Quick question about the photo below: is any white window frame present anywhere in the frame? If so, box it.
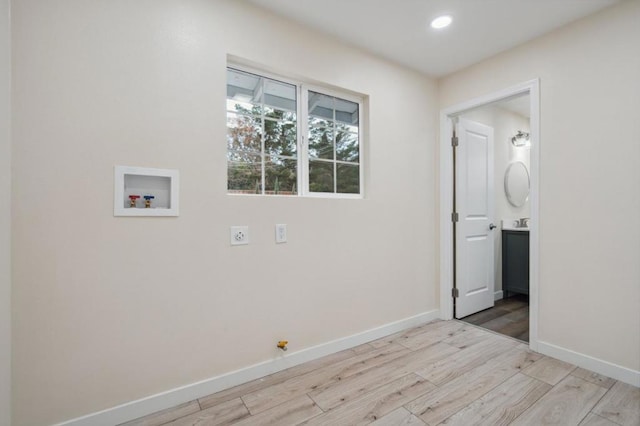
[227,63,365,199]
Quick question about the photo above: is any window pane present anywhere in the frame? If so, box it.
[309,116,332,129]
[264,79,296,112]
[309,160,334,193]
[337,163,360,194]
[227,69,262,115]
[228,153,262,194]
[227,99,262,116]
[308,126,334,160]
[227,112,262,153]
[335,122,359,134]
[265,119,297,157]
[265,157,297,195]
[336,131,359,162]
[335,97,359,126]
[265,107,296,122]
[308,91,334,119]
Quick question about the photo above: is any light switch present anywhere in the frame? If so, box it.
[275,224,287,243]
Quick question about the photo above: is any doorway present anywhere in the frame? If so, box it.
[439,80,540,351]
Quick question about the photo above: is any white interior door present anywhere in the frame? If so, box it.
[455,118,495,318]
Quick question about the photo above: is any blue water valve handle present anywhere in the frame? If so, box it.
[143,195,155,208]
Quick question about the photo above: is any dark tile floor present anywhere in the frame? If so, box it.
[459,294,529,342]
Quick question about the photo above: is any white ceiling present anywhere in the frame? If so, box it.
[246,0,620,77]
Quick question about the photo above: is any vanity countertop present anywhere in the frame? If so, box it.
[502,225,529,232]
[501,218,530,232]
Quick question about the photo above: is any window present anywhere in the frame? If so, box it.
[307,92,360,194]
[226,66,363,197]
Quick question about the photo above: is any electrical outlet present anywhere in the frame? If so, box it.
[230,226,249,246]
[275,224,287,243]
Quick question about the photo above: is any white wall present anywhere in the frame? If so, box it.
[461,105,530,296]
[440,0,640,374]
[11,0,438,424]
[0,0,11,424]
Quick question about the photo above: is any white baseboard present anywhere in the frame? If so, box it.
[494,290,503,301]
[56,309,440,426]
[537,340,640,388]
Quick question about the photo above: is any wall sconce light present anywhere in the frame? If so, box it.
[511,130,530,147]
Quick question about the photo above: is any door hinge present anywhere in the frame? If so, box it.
[452,287,459,298]
[451,212,459,223]
[451,136,459,147]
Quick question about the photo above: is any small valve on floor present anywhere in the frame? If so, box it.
[276,340,288,351]
[143,195,155,208]
[128,195,140,208]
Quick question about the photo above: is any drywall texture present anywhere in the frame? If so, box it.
[0,0,10,424]
[461,105,530,296]
[441,0,640,373]
[11,0,438,424]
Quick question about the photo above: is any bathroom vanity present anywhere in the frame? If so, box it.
[502,228,529,296]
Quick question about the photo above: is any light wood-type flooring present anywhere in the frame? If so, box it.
[460,295,530,342]
[122,320,639,426]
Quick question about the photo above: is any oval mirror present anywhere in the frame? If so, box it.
[504,161,530,207]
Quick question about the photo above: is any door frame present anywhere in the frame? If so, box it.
[439,79,540,351]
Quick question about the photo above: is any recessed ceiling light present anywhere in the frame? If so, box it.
[431,15,452,29]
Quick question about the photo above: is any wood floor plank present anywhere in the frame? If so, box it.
[579,413,621,426]
[369,407,426,426]
[521,355,576,385]
[368,320,447,349]
[460,307,510,325]
[497,295,529,312]
[414,335,519,386]
[407,346,540,425]
[516,330,529,342]
[241,343,410,414]
[502,306,529,322]
[571,368,616,389]
[460,296,527,323]
[367,324,432,349]
[442,325,501,349]
[198,346,361,410]
[398,321,464,351]
[308,342,459,410]
[303,374,435,426]
[460,296,530,341]
[493,323,529,343]
[351,343,375,354]
[163,398,249,426]
[118,401,201,426]
[234,395,322,426]
[501,308,530,325]
[438,373,551,426]
[407,345,542,425]
[482,307,529,340]
[591,381,640,426]
[510,376,607,426]
[477,315,516,333]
